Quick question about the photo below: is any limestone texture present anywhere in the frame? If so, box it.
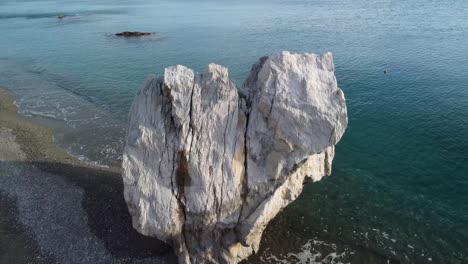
[122,51,348,264]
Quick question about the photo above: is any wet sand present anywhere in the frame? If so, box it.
[0,88,176,263]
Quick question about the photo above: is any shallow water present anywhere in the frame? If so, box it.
[1,0,467,263]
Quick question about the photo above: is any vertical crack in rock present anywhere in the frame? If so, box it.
[236,110,249,233]
[187,81,196,158]
[175,151,190,257]
[123,51,348,264]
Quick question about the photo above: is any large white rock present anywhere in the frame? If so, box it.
[122,51,347,264]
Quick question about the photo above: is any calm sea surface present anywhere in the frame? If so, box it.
[1,0,467,263]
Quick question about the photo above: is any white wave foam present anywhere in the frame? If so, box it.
[71,152,110,168]
[260,239,353,264]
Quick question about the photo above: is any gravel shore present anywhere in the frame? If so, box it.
[0,89,177,264]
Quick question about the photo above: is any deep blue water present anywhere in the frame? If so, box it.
[1,0,467,263]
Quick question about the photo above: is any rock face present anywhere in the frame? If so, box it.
[122,51,348,264]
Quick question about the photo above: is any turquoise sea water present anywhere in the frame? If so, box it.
[1,0,467,263]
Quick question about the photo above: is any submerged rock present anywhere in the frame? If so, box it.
[115,31,152,37]
[122,51,348,263]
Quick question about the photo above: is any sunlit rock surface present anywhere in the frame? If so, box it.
[122,51,348,264]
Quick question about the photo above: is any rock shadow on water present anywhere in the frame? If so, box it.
[0,160,177,263]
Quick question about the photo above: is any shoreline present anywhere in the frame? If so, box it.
[0,88,176,263]
[0,88,119,171]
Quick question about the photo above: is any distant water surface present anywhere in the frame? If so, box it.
[1,0,467,263]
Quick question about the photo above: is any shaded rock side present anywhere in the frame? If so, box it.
[122,51,348,264]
